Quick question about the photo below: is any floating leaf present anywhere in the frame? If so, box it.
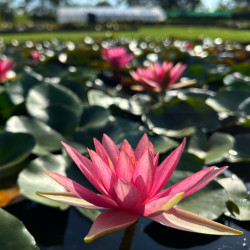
[206,88,250,113]
[18,155,68,209]
[26,82,83,135]
[218,176,250,220]
[6,116,64,155]
[144,98,220,138]
[76,207,101,222]
[0,132,35,176]
[80,105,110,129]
[0,208,38,250]
[188,131,234,164]
[233,134,250,160]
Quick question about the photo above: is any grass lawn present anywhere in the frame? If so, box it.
[1,24,250,42]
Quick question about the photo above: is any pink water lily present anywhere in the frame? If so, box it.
[30,50,41,61]
[131,61,187,93]
[0,58,14,82]
[101,47,134,68]
[37,134,242,244]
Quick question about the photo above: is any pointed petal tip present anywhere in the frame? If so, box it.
[84,236,95,244]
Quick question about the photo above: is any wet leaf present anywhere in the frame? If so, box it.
[18,154,69,209]
[0,208,39,250]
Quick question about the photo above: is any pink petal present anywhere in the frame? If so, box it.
[102,134,120,167]
[37,191,104,209]
[94,138,115,172]
[134,133,154,160]
[158,166,228,199]
[149,207,243,235]
[61,142,107,195]
[44,170,117,208]
[140,192,184,217]
[112,179,143,210]
[116,151,134,182]
[120,139,135,159]
[132,149,154,197]
[84,209,140,243]
[150,139,186,198]
[88,149,117,194]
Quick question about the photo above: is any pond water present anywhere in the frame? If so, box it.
[5,200,250,250]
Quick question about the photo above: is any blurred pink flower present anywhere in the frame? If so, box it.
[131,61,186,93]
[30,50,41,61]
[38,134,242,243]
[0,58,14,82]
[101,47,134,68]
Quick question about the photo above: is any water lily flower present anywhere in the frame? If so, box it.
[131,61,187,93]
[101,47,134,68]
[30,50,41,61]
[37,134,242,244]
[0,58,15,82]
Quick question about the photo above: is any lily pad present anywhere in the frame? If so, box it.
[26,82,83,136]
[218,176,250,221]
[206,88,250,113]
[176,152,205,172]
[5,116,64,155]
[188,131,234,164]
[233,134,250,160]
[0,208,38,250]
[165,170,227,220]
[0,131,35,176]
[18,154,69,209]
[80,105,110,129]
[5,73,40,105]
[76,207,101,222]
[144,98,220,138]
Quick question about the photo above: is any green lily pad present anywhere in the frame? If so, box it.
[0,86,14,121]
[178,88,214,100]
[72,118,141,149]
[59,78,88,100]
[80,105,110,129]
[26,82,83,136]
[218,176,250,220]
[18,154,69,209]
[233,134,250,160]
[144,98,220,138]
[6,116,64,155]
[5,73,40,105]
[165,170,227,220]
[223,73,250,88]
[0,131,35,176]
[0,208,38,250]
[206,88,250,113]
[176,152,205,172]
[76,207,101,222]
[88,90,154,115]
[239,97,250,115]
[188,131,234,164]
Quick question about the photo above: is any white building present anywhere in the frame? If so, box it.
[57,6,166,24]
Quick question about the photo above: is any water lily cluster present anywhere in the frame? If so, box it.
[1,37,249,249]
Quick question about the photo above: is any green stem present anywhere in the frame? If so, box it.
[119,221,138,250]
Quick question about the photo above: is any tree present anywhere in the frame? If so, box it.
[122,0,201,10]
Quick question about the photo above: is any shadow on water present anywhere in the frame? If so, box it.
[145,222,220,248]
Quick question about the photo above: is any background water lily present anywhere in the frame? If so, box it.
[37,134,242,246]
[101,47,134,68]
[131,61,187,93]
[0,57,15,82]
